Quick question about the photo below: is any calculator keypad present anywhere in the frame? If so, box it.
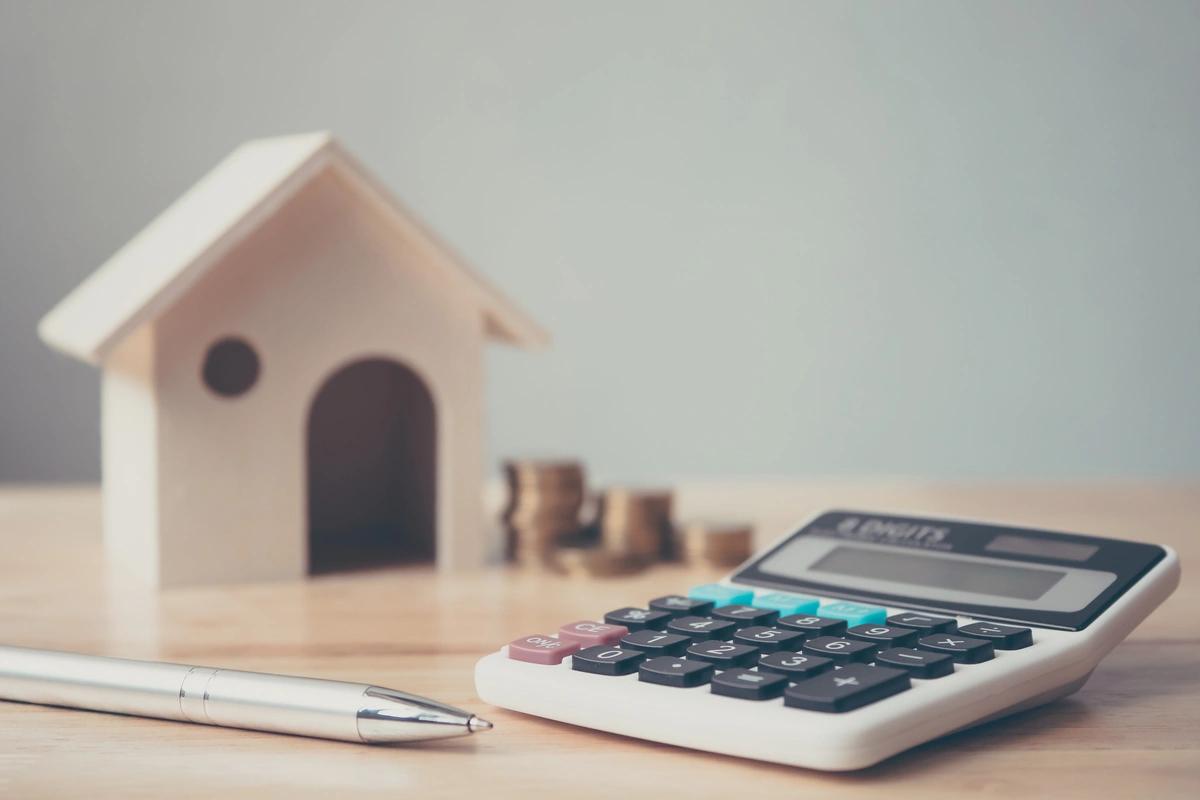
[784,663,910,712]
[666,616,738,641]
[620,629,691,655]
[507,634,580,665]
[776,615,848,638]
[639,656,714,687]
[732,626,807,653]
[846,624,920,648]
[686,640,760,668]
[711,668,789,700]
[570,645,644,675]
[874,647,955,678]
[756,651,834,679]
[712,605,779,627]
[509,585,1038,715]
[603,607,671,631]
[957,622,1033,650]
[751,592,820,616]
[688,584,754,607]
[817,601,888,627]
[649,595,715,618]
[887,612,957,633]
[559,621,629,646]
[802,636,877,664]
[917,633,995,663]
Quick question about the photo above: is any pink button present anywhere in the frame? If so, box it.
[558,621,629,646]
[507,634,580,665]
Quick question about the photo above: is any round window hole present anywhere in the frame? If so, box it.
[202,337,260,397]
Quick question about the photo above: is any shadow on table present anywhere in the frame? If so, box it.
[836,698,1093,783]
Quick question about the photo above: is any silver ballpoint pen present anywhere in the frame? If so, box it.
[0,644,493,744]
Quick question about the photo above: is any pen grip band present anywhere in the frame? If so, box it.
[178,667,220,724]
[190,669,368,741]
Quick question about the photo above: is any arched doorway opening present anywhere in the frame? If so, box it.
[306,358,436,573]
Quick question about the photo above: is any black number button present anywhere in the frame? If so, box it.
[784,664,910,712]
[757,651,834,679]
[649,595,714,618]
[957,622,1033,650]
[638,656,713,687]
[887,613,957,634]
[917,634,994,663]
[619,629,691,655]
[666,616,737,641]
[846,624,919,648]
[732,626,806,653]
[711,668,788,700]
[685,640,760,668]
[570,646,644,676]
[776,615,847,638]
[711,605,779,627]
[801,636,876,664]
[874,647,955,679]
[603,607,671,632]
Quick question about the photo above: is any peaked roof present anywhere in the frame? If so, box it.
[39,132,549,365]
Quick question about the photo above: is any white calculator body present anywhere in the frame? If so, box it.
[474,510,1180,770]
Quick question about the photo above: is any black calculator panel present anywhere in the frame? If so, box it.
[732,511,1166,630]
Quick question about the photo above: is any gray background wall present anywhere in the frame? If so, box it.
[2,0,1198,483]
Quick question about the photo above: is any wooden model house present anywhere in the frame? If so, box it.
[38,132,547,587]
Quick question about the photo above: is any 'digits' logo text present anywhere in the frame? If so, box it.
[834,516,950,548]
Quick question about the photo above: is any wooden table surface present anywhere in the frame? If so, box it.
[0,482,1196,798]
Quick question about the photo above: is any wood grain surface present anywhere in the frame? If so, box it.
[0,483,1196,798]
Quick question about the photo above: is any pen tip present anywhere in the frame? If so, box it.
[468,716,494,733]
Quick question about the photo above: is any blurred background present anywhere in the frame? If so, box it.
[2,0,1198,484]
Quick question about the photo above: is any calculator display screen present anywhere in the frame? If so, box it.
[732,510,1167,630]
[810,546,1067,601]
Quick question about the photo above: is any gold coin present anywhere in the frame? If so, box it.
[554,547,649,578]
[679,521,754,567]
[595,488,675,560]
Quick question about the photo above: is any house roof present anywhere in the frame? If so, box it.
[38,131,549,365]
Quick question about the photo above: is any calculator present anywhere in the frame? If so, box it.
[474,510,1180,770]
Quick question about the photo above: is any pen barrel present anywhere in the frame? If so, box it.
[193,669,367,741]
[0,646,478,744]
[0,646,193,721]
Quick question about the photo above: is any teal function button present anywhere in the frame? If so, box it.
[818,600,888,626]
[688,584,754,607]
[752,592,820,616]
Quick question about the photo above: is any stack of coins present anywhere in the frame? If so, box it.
[554,546,646,578]
[502,460,586,566]
[679,521,754,567]
[596,488,676,562]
